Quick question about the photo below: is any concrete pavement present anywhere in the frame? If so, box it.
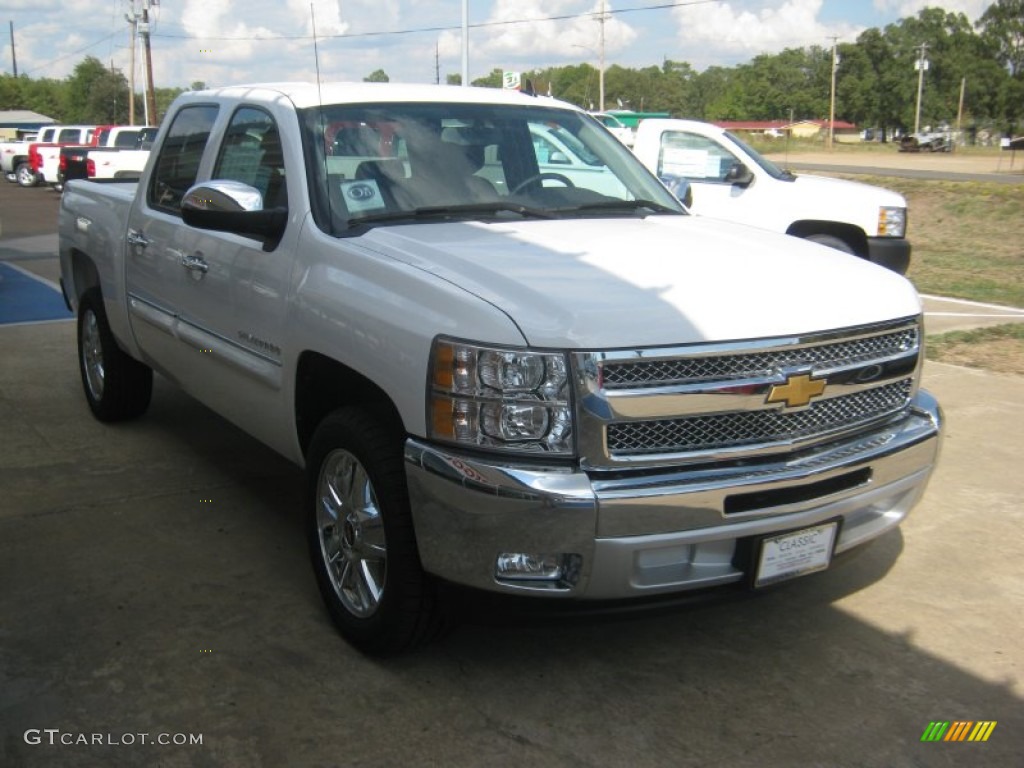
[1,178,1021,767]
[1,318,1021,766]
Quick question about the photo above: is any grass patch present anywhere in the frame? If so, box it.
[926,323,1024,375]
[827,175,1024,308]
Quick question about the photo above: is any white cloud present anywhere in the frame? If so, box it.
[3,1,994,96]
[671,0,863,68]
[438,0,637,76]
[872,0,991,22]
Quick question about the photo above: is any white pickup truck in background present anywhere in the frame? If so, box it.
[59,83,941,654]
[632,119,911,273]
[86,135,155,181]
[1,131,39,183]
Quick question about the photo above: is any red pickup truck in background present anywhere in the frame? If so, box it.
[22,125,97,188]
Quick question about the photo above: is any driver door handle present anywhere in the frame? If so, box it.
[180,253,209,274]
[127,229,150,248]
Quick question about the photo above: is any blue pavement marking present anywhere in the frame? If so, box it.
[0,262,73,325]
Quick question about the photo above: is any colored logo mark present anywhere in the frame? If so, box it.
[921,721,997,742]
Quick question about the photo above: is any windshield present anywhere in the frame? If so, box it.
[299,101,683,233]
[721,130,792,180]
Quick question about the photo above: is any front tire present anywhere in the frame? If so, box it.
[307,408,443,655]
[77,288,153,421]
[16,162,37,188]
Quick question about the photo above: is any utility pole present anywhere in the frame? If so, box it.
[435,40,439,85]
[9,21,17,77]
[141,0,157,124]
[827,36,838,150]
[956,76,966,150]
[596,0,607,112]
[125,2,138,125]
[913,42,929,135]
[461,0,468,86]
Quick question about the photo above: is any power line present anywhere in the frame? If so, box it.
[151,0,722,42]
[21,30,122,76]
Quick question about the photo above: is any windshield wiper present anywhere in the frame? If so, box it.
[347,202,557,228]
[556,199,683,216]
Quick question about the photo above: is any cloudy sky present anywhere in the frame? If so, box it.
[1,0,996,90]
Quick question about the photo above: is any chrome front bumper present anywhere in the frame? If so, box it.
[404,390,942,599]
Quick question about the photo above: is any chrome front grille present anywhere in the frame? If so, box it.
[606,379,913,456]
[601,327,918,389]
[574,317,922,468]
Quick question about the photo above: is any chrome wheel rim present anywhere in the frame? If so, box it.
[82,309,105,400]
[316,449,387,618]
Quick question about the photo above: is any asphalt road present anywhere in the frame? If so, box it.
[778,161,1024,185]
[764,148,1024,185]
[1,181,1021,767]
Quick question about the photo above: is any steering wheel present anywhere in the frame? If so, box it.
[510,172,575,195]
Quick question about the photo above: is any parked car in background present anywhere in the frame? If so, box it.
[631,118,912,274]
[898,132,952,153]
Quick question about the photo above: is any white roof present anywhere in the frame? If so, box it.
[0,110,56,125]
[182,81,581,111]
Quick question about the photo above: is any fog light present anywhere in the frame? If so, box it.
[496,552,582,583]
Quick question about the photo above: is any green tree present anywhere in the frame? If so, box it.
[471,68,504,88]
[21,77,64,121]
[363,69,389,83]
[977,0,1024,76]
[62,56,129,123]
[154,87,185,124]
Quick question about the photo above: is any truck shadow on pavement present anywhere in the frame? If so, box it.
[3,367,1019,767]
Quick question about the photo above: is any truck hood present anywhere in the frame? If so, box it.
[790,172,906,208]
[359,216,920,349]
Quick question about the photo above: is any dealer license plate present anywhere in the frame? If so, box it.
[754,522,839,588]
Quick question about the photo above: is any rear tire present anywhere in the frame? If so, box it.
[805,233,855,255]
[77,288,153,421]
[16,162,37,188]
[307,407,444,655]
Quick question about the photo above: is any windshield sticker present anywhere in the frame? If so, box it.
[661,147,709,179]
[340,179,387,213]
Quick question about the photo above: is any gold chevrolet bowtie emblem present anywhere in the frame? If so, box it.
[766,374,827,408]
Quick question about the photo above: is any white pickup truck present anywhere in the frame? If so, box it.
[632,119,911,273]
[59,83,941,654]
[1,131,39,183]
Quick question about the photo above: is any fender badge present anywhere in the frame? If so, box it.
[766,373,827,409]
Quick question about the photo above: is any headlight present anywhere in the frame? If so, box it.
[429,338,573,455]
[877,206,906,238]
